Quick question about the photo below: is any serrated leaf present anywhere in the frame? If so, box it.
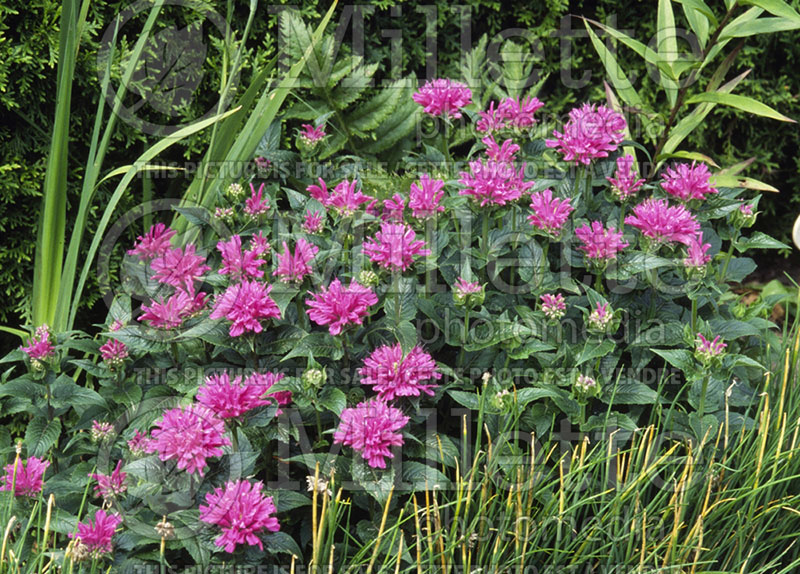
[263,531,303,557]
[577,339,616,366]
[25,416,61,457]
[448,390,480,410]
[737,232,789,251]
[653,348,695,371]
[318,386,347,416]
[607,380,659,404]
[401,461,450,490]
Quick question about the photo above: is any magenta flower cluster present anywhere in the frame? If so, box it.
[199,479,280,553]
[546,103,626,165]
[413,78,473,119]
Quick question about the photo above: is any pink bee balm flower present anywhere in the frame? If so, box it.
[588,302,614,331]
[303,210,324,234]
[273,238,319,283]
[127,430,150,456]
[151,244,210,290]
[459,159,533,207]
[245,183,270,217]
[145,404,230,476]
[199,479,280,553]
[382,194,406,222]
[138,288,207,329]
[1,456,49,497]
[68,509,122,558]
[99,339,128,368]
[334,399,410,469]
[453,276,485,307]
[299,123,326,145]
[217,235,266,281]
[546,103,626,165]
[528,189,575,237]
[249,231,271,256]
[740,203,754,216]
[482,135,520,162]
[197,372,270,420]
[359,343,441,401]
[109,319,124,331]
[454,277,482,297]
[91,420,115,443]
[684,234,713,269]
[20,325,55,363]
[306,278,378,335]
[574,221,629,261]
[363,222,430,271]
[497,95,544,129]
[307,178,330,204]
[541,293,566,321]
[476,101,505,133]
[89,460,127,501]
[625,198,700,247]
[413,78,472,119]
[409,174,445,219]
[660,162,718,202]
[127,223,176,261]
[695,333,726,363]
[210,280,281,337]
[245,372,292,415]
[607,154,645,201]
[327,179,375,217]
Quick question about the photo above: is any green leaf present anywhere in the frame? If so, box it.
[0,378,44,400]
[263,531,303,557]
[608,380,659,404]
[25,416,62,457]
[515,386,564,406]
[50,375,107,410]
[390,321,419,353]
[674,0,718,24]
[653,348,695,371]
[737,232,790,251]
[577,339,616,366]
[401,461,450,490]
[584,21,644,111]
[657,0,680,105]
[351,458,395,506]
[740,0,800,24]
[267,490,312,513]
[685,92,796,123]
[318,387,347,416]
[448,390,480,410]
[708,318,766,339]
[583,413,639,431]
[724,257,757,282]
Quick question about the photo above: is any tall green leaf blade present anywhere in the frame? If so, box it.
[740,0,800,24]
[33,0,79,328]
[584,22,647,131]
[685,92,796,122]
[68,107,241,330]
[657,0,679,106]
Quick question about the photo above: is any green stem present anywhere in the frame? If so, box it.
[392,272,401,326]
[718,229,740,283]
[539,242,550,289]
[691,297,698,335]
[698,373,710,415]
[482,213,490,258]
[459,307,470,367]
[594,272,604,294]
